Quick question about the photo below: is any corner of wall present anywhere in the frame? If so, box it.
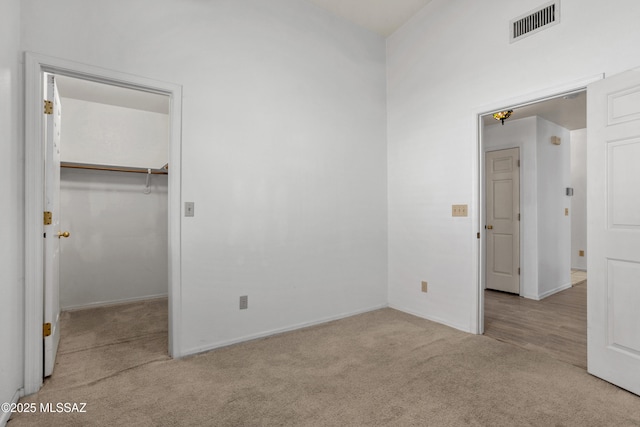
[0,0,26,416]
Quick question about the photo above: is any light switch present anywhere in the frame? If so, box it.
[185,202,195,217]
[452,205,468,217]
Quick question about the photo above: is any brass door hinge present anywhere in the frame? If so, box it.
[517,159,520,167]
[518,268,521,275]
[477,232,480,239]
[43,323,52,337]
[44,211,52,225]
[518,213,521,221]
[44,100,53,115]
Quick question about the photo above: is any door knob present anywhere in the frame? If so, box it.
[57,231,70,238]
[486,225,493,230]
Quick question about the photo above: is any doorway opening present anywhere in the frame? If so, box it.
[24,53,182,395]
[50,73,170,378]
[478,89,588,369]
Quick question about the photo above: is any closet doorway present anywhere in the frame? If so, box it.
[53,74,170,376]
[55,75,170,312]
[24,53,183,394]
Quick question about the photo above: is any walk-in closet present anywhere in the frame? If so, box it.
[55,75,169,358]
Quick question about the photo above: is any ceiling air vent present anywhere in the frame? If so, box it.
[510,1,560,43]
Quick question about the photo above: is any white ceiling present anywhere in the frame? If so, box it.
[55,75,169,114]
[308,0,434,36]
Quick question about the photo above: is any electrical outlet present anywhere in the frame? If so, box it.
[185,202,195,217]
[452,205,468,217]
[579,250,585,257]
[421,281,428,293]
[239,295,248,310]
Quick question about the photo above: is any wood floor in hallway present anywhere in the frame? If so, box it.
[484,279,587,369]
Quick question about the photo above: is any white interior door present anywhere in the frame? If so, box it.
[485,148,520,294]
[44,73,63,377]
[587,69,640,395]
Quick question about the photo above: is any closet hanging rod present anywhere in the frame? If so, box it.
[60,161,169,175]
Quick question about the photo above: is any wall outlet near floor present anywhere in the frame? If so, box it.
[579,250,585,257]
[452,204,468,217]
[421,281,428,293]
[239,295,248,310]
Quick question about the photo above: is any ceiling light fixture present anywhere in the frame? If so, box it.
[493,110,513,125]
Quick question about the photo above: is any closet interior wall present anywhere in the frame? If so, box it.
[58,95,169,310]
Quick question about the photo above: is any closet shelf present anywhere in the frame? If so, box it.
[60,162,169,175]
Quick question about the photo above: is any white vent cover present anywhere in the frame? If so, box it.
[510,1,560,43]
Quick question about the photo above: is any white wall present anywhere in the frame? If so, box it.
[536,118,571,297]
[59,99,169,309]
[22,0,388,355]
[484,117,539,299]
[387,0,640,331]
[0,0,24,420]
[570,129,587,270]
[483,116,571,300]
[60,98,168,169]
[60,169,168,310]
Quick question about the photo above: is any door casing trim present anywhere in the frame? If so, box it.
[24,52,183,394]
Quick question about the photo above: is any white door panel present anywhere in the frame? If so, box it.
[587,68,640,395]
[486,148,520,294]
[44,74,62,377]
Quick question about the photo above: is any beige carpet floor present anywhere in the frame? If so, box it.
[9,300,640,426]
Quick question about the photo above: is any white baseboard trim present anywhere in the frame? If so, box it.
[536,282,573,300]
[182,304,389,357]
[1,388,23,427]
[387,304,472,334]
[62,294,168,312]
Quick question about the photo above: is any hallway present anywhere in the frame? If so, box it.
[484,278,587,369]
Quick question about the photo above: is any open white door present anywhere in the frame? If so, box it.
[587,68,640,395]
[44,73,64,377]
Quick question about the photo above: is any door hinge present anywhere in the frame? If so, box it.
[43,323,52,337]
[44,211,52,225]
[44,100,53,115]
[518,268,521,275]
[518,213,521,221]
[477,232,480,239]
[517,159,520,167]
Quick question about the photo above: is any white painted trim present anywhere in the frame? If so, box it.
[0,388,23,427]
[24,52,183,395]
[474,74,603,119]
[470,102,482,337]
[24,52,45,396]
[61,294,169,312]
[471,73,604,335]
[536,282,573,300]
[389,305,471,334]
[182,304,389,357]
